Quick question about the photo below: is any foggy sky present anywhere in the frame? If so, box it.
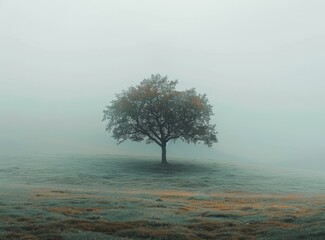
[1,0,324,170]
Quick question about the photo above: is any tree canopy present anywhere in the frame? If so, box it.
[103,74,217,164]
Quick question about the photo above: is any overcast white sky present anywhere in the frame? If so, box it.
[0,0,324,169]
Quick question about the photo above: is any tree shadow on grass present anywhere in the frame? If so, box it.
[113,157,218,176]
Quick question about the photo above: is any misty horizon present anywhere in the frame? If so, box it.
[1,0,324,171]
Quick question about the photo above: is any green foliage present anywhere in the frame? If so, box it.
[103,74,217,149]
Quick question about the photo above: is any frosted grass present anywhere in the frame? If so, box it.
[0,154,323,195]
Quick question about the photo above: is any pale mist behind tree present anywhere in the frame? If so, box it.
[102,74,218,164]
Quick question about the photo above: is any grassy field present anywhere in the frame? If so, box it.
[0,155,324,239]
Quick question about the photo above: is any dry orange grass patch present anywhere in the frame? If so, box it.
[178,205,197,212]
[280,194,299,201]
[32,188,106,201]
[155,190,196,198]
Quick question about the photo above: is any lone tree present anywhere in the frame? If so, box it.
[103,74,217,165]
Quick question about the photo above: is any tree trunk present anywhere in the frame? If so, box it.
[161,143,167,165]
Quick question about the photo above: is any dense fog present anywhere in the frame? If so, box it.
[1,0,324,170]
